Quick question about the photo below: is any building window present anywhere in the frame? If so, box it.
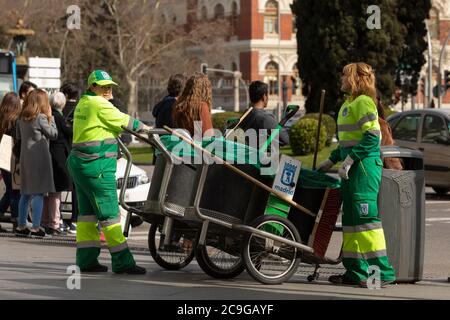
[264,0,278,35]
[214,64,224,77]
[231,1,238,16]
[264,61,279,95]
[231,1,238,35]
[214,3,225,19]
[172,15,177,24]
[291,64,301,96]
[201,6,208,20]
[292,14,297,33]
[231,62,238,71]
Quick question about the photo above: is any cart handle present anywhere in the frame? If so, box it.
[120,126,192,167]
[117,138,145,217]
[121,126,168,145]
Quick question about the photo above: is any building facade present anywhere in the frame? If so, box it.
[159,0,450,111]
[160,0,302,111]
[421,0,450,107]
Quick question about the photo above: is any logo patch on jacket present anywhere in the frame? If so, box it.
[342,107,349,117]
[360,203,369,216]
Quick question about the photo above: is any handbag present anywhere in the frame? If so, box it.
[0,134,13,172]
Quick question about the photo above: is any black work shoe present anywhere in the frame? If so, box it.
[15,228,31,237]
[80,264,109,273]
[328,274,361,286]
[114,265,146,275]
[30,229,52,239]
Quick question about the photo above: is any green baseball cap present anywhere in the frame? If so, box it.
[88,70,118,87]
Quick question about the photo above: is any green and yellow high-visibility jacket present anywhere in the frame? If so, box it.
[330,94,381,163]
[70,91,143,176]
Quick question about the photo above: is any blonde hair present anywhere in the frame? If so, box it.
[342,62,377,103]
[21,89,51,123]
[173,72,212,135]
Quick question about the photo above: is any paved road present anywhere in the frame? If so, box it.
[0,237,449,300]
[1,165,449,299]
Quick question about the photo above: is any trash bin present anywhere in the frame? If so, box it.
[379,146,425,283]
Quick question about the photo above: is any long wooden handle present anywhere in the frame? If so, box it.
[225,107,254,139]
[163,125,316,217]
[313,90,326,170]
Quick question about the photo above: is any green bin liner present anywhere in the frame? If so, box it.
[263,169,341,235]
[157,135,264,169]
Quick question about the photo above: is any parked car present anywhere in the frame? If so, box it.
[387,109,450,195]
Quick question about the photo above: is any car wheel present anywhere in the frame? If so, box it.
[432,187,450,195]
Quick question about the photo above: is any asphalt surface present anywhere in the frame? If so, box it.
[0,165,449,300]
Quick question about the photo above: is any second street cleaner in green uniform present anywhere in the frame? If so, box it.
[318,62,396,287]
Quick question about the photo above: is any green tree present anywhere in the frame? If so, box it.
[395,0,431,101]
[292,0,406,114]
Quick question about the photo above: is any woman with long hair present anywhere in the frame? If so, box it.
[318,62,396,287]
[172,72,213,138]
[41,92,73,235]
[15,89,58,238]
[0,92,22,232]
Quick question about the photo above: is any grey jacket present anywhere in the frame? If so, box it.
[17,114,58,195]
[239,108,290,146]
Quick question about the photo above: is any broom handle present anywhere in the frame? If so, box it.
[225,107,253,139]
[163,125,316,217]
[313,90,326,170]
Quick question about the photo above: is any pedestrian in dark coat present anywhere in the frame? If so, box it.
[15,89,58,238]
[153,74,186,128]
[42,93,73,234]
[60,82,80,232]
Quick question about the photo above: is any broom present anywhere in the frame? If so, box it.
[307,188,342,258]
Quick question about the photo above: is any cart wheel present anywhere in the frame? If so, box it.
[195,232,245,279]
[243,215,301,285]
[148,223,196,270]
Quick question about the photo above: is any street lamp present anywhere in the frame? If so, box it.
[438,31,450,109]
[200,64,250,111]
[7,18,35,79]
[425,20,433,108]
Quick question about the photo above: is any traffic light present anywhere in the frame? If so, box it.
[200,63,208,75]
[445,70,450,90]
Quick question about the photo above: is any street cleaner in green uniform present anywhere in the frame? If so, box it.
[318,63,396,287]
[68,70,149,274]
